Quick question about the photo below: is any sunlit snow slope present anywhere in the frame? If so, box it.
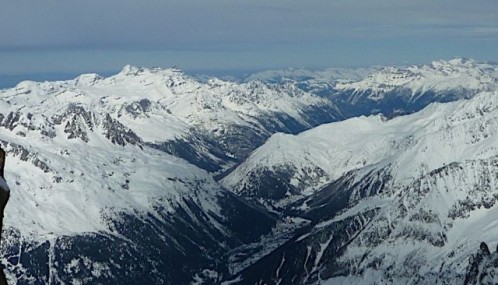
[0,67,285,284]
[224,89,498,284]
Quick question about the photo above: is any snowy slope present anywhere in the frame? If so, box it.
[335,58,498,98]
[223,90,498,205]
[0,66,339,173]
[2,59,498,284]
[244,67,374,96]
[0,68,284,284]
[1,127,221,237]
[0,130,273,283]
[243,59,498,122]
[222,88,498,284]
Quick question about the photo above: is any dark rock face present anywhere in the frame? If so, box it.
[235,209,379,285]
[151,130,238,173]
[225,168,390,285]
[124,99,152,118]
[297,168,392,221]
[217,192,277,244]
[52,104,95,142]
[0,112,22,131]
[102,114,142,146]
[236,165,305,201]
[52,104,144,146]
[330,89,471,118]
[0,140,51,173]
[0,148,9,285]
[464,242,498,285]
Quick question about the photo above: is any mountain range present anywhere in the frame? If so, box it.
[1,58,498,284]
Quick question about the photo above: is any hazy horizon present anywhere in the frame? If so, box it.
[1,0,498,88]
[0,56,496,90]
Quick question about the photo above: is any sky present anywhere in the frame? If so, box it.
[1,0,498,86]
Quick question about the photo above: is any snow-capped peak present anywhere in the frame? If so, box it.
[335,58,498,97]
[74,73,103,86]
[119,64,142,76]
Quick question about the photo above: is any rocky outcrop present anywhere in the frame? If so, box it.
[0,147,10,238]
[0,148,10,285]
[464,242,498,285]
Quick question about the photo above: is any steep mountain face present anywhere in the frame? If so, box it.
[232,157,498,284]
[464,242,498,285]
[224,87,498,206]
[223,89,498,284]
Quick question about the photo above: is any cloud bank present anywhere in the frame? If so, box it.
[0,0,497,76]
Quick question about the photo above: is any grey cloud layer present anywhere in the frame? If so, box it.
[0,0,497,78]
[1,0,497,50]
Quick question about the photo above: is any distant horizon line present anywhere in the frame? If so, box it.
[0,56,495,89]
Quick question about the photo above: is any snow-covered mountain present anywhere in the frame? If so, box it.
[335,58,498,96]
[243,67,374,96]
[222,88,498,284]
[1,139,275,283]
[331,58,498,118]
[224,87,498,206]
[248,58,498,120]
[2,58,498,284]
[0,65,340,173]
[0,67,292,283]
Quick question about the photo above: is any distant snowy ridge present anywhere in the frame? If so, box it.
[245,58,498,97]
[5,65,330,141]
[334,58,498,104]
[244,67,374,84]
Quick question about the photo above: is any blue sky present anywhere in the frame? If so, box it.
[1,0,498,85]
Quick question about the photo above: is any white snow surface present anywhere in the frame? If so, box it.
[222,71,498,283]
[223,89,498,200]
[1,66,329,143]
[1,128,224,239]
[0,65,333,240]
[245,67,374,84]
[335,58,498,101]
[0,65,337,240]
